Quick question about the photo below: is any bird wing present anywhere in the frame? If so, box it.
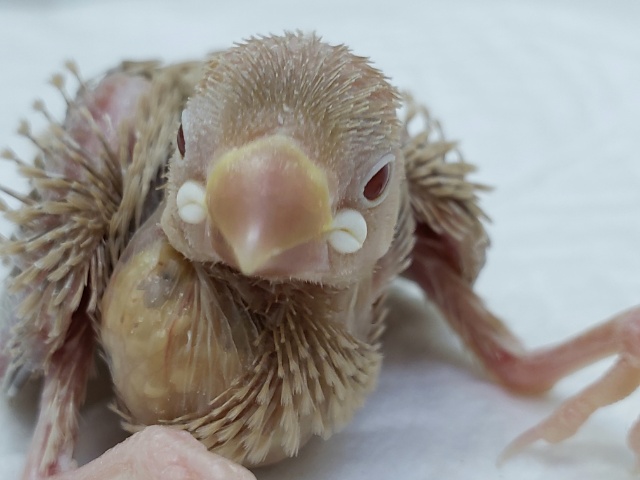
[0,59,203,476]
[401,94,525,377]
[401,93,490,284]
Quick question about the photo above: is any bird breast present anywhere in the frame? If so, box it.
[100,210,385,465]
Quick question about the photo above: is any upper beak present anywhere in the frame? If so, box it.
[205,135,333,275]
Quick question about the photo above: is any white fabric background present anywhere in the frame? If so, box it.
[1,1,639,479]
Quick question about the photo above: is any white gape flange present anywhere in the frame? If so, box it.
[176,181,207,224]
[328,209,367,254]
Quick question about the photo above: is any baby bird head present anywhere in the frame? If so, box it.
[161,32,403,284]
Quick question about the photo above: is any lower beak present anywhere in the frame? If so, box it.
[206,135,333,276]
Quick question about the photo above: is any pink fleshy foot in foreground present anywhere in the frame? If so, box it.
[51,426,256,480]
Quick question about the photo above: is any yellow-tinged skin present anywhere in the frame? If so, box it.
[101,217,249,425]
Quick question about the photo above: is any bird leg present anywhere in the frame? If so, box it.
[401,95,640,463]
[405,232,610,394]
[21,312,95,480]
[408,231,640,463]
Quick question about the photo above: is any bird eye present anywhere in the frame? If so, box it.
[362,154,394,204]
[177,124,186,157]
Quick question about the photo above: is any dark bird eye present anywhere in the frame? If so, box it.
[363,160,391,202]
[177,124,185,157]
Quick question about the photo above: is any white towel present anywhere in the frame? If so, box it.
[1,2,639,478]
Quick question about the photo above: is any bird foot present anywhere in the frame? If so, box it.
[500,306,640,464]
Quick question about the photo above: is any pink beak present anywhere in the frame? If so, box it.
[206,135,333,276]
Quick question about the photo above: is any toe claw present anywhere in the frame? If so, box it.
[498,426,543,465]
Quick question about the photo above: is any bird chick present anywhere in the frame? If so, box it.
[3,31,612,479]
[103,33,405,466]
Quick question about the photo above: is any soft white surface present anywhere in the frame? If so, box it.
[1,1,639,479]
